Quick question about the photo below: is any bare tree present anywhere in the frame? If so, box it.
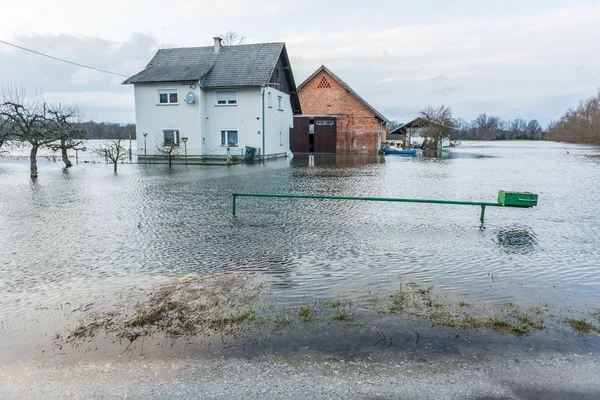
[0,94,59,178]
[386,120,402,133]
[419,105,454,150]
[156,143,180,168]
[0,114,9,152]
[547,89,600,144]
[95,138,127,173]
[45,105,87,168]
[218,31,246,46]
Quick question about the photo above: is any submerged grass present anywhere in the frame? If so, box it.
[65,273,265,347]
[565,318,596,335]
[62,275,599,353]
[297,306,316,322]
[331,310,353,322]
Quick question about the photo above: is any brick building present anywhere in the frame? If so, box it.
[290,65,387,153]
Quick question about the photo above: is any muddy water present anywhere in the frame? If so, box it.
[1,141,599,359]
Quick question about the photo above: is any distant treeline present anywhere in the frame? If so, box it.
[452,115,543,141]
[387,115,544,141]
[77,121,136,140]
[546,90,600,144]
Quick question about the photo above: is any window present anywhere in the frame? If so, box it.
[158,89,178,104]
[309,118,315,134]
[277,96,283,110]
[216,91,237,105]
[163,129,180,146]
[280,131,283,146]
[267,92,272,108]
[221,130,238,147]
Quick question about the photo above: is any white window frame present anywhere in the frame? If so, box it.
[157,89,178,105]
[216,90,237,106]
[277,95,283,110]
[163,129,180,146]
[220,129,239,147]
[267,92,272,108]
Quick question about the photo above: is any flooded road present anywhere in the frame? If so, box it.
[1,141,600,360]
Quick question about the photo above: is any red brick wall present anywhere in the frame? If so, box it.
[299,70,384,153]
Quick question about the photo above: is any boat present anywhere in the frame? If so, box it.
[383,148,417,156]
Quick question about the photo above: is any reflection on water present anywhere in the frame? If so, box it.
[290,153,384,167]
[1,141,600,320]
[496,225,538,254]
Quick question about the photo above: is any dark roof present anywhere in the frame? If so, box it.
[123,42,285,87]
[297,65,388,123]
[388,117,452,135]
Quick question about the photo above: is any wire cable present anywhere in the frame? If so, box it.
[0,39,130,78]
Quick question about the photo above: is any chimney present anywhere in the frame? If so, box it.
[213,37,223,53]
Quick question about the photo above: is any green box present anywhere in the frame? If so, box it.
[498,191,538,208]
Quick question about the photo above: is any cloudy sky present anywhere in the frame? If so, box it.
[1,0,599,125]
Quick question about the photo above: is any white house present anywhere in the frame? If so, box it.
[124,38,302,160]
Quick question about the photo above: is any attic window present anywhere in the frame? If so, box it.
[216,91,237,105]
[317,76,331,89]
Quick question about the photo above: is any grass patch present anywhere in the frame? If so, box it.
[531,305,549,315]
[274,315,293,329]
[387,293,405,314]
[459,315,483,330]
[516,313,545,330]
[485,317,512,331]
[210,310,257,330]
[297,306,316,322]
[64,274,265,348]
[459,301,471,308]
[331,310,353,322]
[317,299,352,309]
[565,318,595,335]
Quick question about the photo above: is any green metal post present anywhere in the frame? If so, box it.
[230,192,537,222]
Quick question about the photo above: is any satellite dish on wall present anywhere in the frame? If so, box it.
[185,92,196,105]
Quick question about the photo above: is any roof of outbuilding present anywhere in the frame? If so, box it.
[297,65,389,123]
[123,42,285,87]
[388,117,453,135]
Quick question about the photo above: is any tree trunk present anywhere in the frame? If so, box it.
[168,157,172,168]
[61,139,73,168]
[113,161,118,173]
[30,145,39,179]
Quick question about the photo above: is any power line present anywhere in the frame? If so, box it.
[0,39,130,78]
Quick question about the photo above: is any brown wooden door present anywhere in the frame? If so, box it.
[290,117,309,153]
[314,117,336,153]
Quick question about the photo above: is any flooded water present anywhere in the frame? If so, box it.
[1,141,600,353]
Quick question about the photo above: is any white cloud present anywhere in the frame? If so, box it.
[1,1,599,124]
[70,69,107,87]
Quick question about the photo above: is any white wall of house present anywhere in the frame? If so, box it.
[203,87,292,157]
[202,88,262,157]
[263,87,293,157]
[134,83,202,156]
[134,84,294,158]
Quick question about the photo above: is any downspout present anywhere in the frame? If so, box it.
[262,86,266,163]
[377,120,385,153]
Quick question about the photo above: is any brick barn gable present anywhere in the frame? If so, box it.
[297,65,387,153]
